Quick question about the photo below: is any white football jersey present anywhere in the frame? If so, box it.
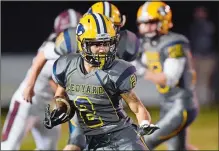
[18,38,57,105]
[38,32,61,60]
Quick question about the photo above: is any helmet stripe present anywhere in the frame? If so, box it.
[104,2,110,17]
[68,9,77,28]
[91,13,101,34]
[98,14,107,33]
[64,30,72,53]
[142,2,150,14]
[93,13,107,34]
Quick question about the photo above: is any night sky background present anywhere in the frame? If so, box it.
[2,1,219,54]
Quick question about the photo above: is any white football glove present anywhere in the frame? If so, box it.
[138,120,160,136]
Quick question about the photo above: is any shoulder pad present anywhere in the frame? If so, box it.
[163,32,190,58]
[53,53,80,87]
[55,28,77,56]
[109,59,137,92]
[38,40,55,52]
[116,30,140,62]
[171,32,189,43]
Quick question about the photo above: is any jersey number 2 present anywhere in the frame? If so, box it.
[74,96,103,128]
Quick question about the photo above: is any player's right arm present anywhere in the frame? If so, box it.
[56,82,83,151]
[44,55,75,129]
[49,79,58,93]
[54,84,66,97]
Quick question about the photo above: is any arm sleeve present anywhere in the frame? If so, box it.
[52,55,69,88]
[38,41,61,60]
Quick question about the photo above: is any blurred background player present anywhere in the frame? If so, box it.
[135,1,199,150]
[46,13,159,150]
[1,9,81,150]
[22,9,81,103]
[1,60,59,150]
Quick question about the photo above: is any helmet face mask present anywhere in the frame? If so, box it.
[76,13,118,69]
[80,38,117,68]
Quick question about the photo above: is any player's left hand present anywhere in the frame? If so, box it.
[138,120,160,136]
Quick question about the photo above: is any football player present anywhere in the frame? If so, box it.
[1,60,60,150]
[45,13,159,150]
[135,1,199,150]
[54,2,141,150]
[1,9,81,150]
[23,9,81,103]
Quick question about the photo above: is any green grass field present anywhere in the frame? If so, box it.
[1,106,218,150]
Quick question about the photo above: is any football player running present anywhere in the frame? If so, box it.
[22,9,81,103]
[45,13,159,150]
[53,2,141,150]
[134,1,199,150]
[1,9,81,150]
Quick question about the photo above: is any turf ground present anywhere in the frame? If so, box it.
[1,106,218,150]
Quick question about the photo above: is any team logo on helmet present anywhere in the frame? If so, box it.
[158,5,170,16]
[76,23,85,36]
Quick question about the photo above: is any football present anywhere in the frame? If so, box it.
[53,96,75,117]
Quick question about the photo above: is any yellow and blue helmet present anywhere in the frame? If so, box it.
[76,13,118,69]
[87,2,126,33]
[137,1,172,34]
